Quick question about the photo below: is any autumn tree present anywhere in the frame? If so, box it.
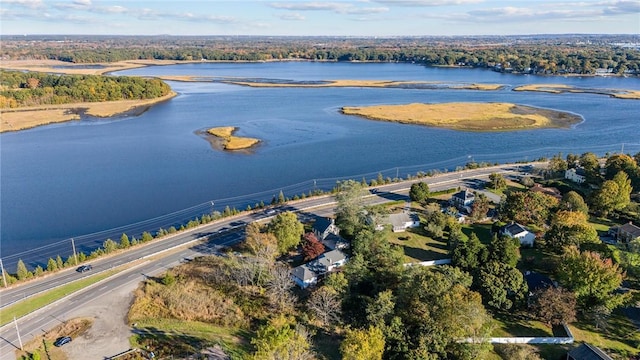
[501,191,558,228]
[530,287,577,326]
[545,210,599,252]
[245,222,278,260]
[549,153,568,174]
[605,154,637,179]
[409,182,430,203]
[268,212,304,255]
[307,286,342,328]
[470,193,490,222]
[557,246,627,310]
[301,232,325,261]
[340,326,385,360]
[579,152,601,183]
[591,180,620,216]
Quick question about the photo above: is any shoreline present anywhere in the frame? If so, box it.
[1,59,636,78]
[0,92,177,133]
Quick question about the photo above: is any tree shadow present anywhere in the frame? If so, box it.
[402,246,448,262]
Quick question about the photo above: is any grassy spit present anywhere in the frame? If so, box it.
[206,126,260,150]
[341,102,582,131]
[513,84,640,99]
[0,92,176,132]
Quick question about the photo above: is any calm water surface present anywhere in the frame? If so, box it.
[1,62,639,267]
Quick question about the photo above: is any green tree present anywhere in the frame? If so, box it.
[549,153,567,174]
[605,154,637,179]
[268,212,304,255]
[501,191,558,228]
[545,210,599,251]
[559,191,589,214]
[470,193,490,222]
[340,326,385,360]
[120,233,130,248]
[557,246,627,310]
[141,231,153,242]
[579,152,601,183]
[277,190,285,204]
[47,258,58,272]
[56,255,64,269]
[16,259,30,281]
[335,180,368,238]
[489,234,520,268]
[476,261,527,310]
[451,232,488,272]
[409,182,430,203]
[612,171,632,210]
[252,315,314,360]
[591,180,620,216]
[489,172,507,191]
[103,238,118,253]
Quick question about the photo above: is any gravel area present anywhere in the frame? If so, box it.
[63,281,139,360]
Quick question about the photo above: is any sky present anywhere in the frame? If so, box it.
[1,0,639,36]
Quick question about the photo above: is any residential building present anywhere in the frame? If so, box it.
[310,249,348,273]
[565,167,587,184]
[290,264,318,289]
[388,211,420,232]
[312,217,339,241]
[567,343,613,360]
[451,189,475,213]
[501,222,536,247]
[609,222,640,242]
[529,183,562,200]
[321,233,349,251]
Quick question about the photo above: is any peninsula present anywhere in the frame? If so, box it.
[341,102,582,131]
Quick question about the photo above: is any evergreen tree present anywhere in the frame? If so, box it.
[16,259,30,281]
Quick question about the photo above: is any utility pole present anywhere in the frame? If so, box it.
[71,238,78,266]
[396,167,399,179]
[14,317,23,350]
[0,258,8,288]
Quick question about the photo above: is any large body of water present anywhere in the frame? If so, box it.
[1,62,639,268]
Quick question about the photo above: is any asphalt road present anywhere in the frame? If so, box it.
[0,163,529,359]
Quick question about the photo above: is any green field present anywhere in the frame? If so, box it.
[385,226,449,263]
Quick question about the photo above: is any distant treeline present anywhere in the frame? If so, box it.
[3,35,639,75]
[0,71,171,108]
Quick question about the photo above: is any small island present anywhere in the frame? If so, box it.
[341,102,582,131]
[205,126,260,151]
[513,84,640,100]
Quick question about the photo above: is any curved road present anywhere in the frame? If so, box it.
[0,163,531,359]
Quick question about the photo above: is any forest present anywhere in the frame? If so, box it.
[2,34,639,75]
[0,70,171,108]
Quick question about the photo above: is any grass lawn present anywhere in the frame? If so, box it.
[491,311,554,338]
[568,312,640,359]
[130,318,252,360]
[386,227,449,263]
[0,270,116,326]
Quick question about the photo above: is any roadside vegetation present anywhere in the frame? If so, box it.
[341,102,582,132]
[16,318,93,360]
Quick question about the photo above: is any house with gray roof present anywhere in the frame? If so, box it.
[501,222,536,247]
[313,217,339,240]
[310,249,348,273]
[609,222,640,243]
[451,189,475,213]
[388,211,420,232]
[565,167,587,184]
[291,264,318,289]
[567,343,613,360]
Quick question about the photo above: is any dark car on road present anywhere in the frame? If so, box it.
[54,336,72,347]
[76,264,92,273]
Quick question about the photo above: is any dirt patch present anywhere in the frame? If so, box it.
[16,318,93,360]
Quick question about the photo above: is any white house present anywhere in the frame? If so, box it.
[501,222,536,247]
[565,167,587,184]
[291,264,318,289]
[388,211,421,232]
[310,249,348,273]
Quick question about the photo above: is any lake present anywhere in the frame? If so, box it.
[1,62,639,268]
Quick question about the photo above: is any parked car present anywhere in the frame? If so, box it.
[53,336,72,347]
[76,264,92,273]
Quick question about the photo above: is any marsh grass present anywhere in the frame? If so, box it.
[341,102,581,131]
[221,78,503,90]
[206,126,260,150]
[514,84,640,100]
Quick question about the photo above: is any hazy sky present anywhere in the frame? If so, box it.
[2,0,639,36]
